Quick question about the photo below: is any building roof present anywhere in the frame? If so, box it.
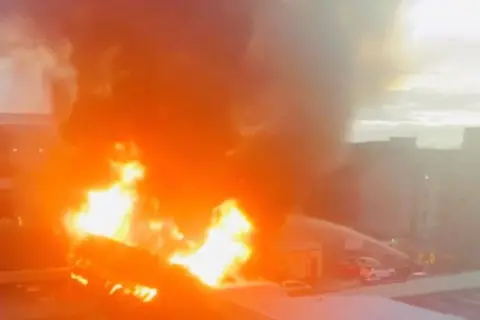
[316,270,480,319]
[0,114,54,125]
[398,288,480,320]
[281,240,322,252]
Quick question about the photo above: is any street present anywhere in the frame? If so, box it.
[0,281,98,319]
[325,270,480,298]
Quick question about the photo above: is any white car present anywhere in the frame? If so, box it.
[354,257,382,277]
[355,257,381,269]
[361,267,396,284]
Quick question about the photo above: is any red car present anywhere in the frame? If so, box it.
[337,259,361,279]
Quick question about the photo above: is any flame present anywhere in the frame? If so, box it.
[65,149,253,292]
[65,161,143,243]
[70,270,158,303]
[132,285,158,302]
[169,200,253,286]
[71,272,88,286]
[107,283,158,303]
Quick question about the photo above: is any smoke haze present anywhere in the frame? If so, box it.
[0,1,405,233]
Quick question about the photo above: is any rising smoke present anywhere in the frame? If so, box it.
[0,1,405,234]
[235,0,406,226]
[0,14,76,124]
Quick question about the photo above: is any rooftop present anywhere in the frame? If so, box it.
[398,288,480,320]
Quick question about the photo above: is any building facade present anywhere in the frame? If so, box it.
[352,137,423,239]
[344,128,480,267]
[282,242,323,284]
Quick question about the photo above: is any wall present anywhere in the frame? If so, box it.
[435,149,480,264]
[354,139,421,239]
[2,124,58,220]
[283,248,323,283]
[340,129,480,267]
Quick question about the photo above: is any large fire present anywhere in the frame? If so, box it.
[169,200,252,286]
[65,161,144,244]
[65,155,254,295]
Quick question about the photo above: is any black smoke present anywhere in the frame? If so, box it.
[9,0,403,238]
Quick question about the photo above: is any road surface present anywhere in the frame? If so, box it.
[318,270,480,319]
[323,270,480,298]
[0,281,98,319]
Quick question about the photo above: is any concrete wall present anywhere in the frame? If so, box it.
[351,128,480,266]
[283,248,323,282]
[0,124,58,219]
[434,152,480,264]
[355,139,421,239]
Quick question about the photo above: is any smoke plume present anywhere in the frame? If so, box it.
[234,0,405,229]
[1,1,405,234]
[0,14,75,123]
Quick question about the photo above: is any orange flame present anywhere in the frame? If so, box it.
[70,272,88,286]
[107,283,158,303]
[65,152,253,291]
[71,270,158,303]
[169,200,252,286]
[65,161,143,244]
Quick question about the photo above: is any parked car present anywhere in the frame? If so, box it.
[337,259,361,279]
[337,256,381,279]
[360,267,397,285]
[281,280,314,297]
[355,257,381,268]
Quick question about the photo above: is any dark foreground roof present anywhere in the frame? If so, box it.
[397,288,480,320]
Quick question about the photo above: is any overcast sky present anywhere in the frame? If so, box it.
[0,1,478,149]
[351,0,480,148]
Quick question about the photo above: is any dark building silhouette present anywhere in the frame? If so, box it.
[462,127,480,150]
[433,127,480,265]
[305,137,423,239]
[0,115,58,221]
[312,127,480,267]
[352,137,422,239]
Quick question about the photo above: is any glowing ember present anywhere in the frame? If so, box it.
[71,273,88,286]
[70,270,158,303]
[132,285,158,302]
[65,150,253,288]
[107,283,158,303]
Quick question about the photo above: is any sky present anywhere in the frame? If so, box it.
[0,1,478,149]
[351,0,480,148]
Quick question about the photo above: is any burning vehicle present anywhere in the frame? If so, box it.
[61,153,255,318]
[69,236,226,319]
